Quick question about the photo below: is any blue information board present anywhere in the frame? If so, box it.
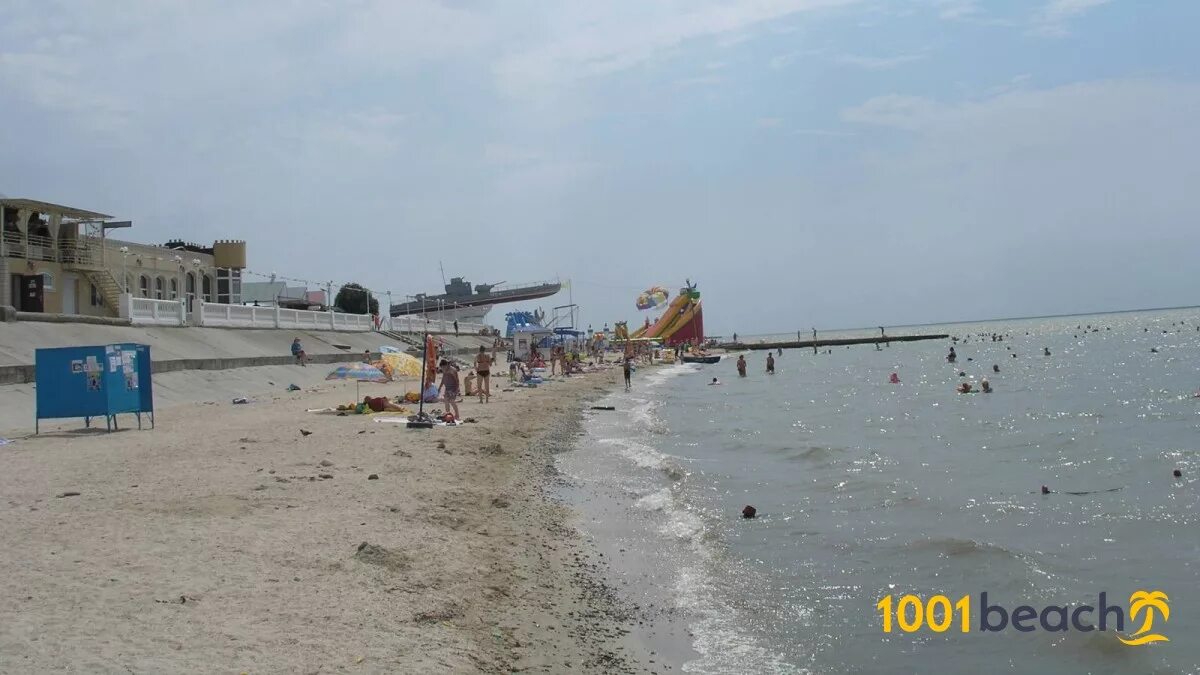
[35,343,155,433]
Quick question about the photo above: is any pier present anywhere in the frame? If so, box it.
[720,333,949,351]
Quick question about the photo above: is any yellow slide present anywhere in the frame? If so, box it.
[645,293,694,340]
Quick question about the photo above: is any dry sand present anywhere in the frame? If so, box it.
[0,366,671,673]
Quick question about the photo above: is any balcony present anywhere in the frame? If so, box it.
[2,232,98,267]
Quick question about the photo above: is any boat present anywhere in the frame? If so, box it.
[681,354,721,364]
[389,277,561,323]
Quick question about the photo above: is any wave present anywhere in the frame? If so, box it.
[596,437,688,481]
[902,537,1019,559]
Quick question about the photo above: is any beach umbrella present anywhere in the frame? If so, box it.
[635,286,669,310]
[326,363,389,398]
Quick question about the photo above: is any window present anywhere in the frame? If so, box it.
[139,275,149,298]
[155,277,164,300]
[169,278,178,300]
[202,275,213,302]
[41,272,54,291]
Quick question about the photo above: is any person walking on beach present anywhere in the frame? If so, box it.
[291,338,308,366]
[439,359,461,420]
[474,345,492,403]
[736,355,747,377]
[766,353,775,374]
[623,356,633,391]
[453,319,459,336]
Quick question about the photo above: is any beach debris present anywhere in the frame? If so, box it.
[319,459,334,467]
[481,443,504,456]
[299,429,313,437]
[741,505,757,519]
[412,603,462,624]
[318,473,333,480]
[0,438,11,446]
[436,440,446,449]
[463,417,478,423]
[590,406,616,411]
[354,542,409,571]
[368,474,379,480]
[287,384,301,391]
[232,397,250,404]
[155,595,192,605]
[56,491,81,498]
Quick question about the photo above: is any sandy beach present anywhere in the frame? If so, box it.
[0,363,671,674]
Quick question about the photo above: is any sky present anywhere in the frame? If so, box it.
[2,0,1198,334]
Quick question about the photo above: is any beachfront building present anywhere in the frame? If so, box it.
[0,197,246,317]
[241,281,317,309]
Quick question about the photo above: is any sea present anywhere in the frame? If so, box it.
[557,308,1200,675]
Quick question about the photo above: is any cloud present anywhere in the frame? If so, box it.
[931,0,980,20]
[834,52,928,69]
[756,117,785,128]
[1028,0,1112,37]
[492,0,859,95]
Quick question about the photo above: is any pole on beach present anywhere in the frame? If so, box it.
[407,331,434,429]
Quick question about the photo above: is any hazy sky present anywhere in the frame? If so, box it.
[2,0,1198,334]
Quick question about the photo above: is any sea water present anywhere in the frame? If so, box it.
[557,308,1200,674]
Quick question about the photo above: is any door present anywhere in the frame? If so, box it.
[62,275,77,314]
[20,274,44,313]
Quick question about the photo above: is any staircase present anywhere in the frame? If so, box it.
[73,266,124,316]
[378,330,424,352]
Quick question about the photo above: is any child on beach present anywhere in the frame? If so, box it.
[439,360,461,420]
[291,338,308,366]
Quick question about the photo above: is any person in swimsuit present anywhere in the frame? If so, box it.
[362,395,405,412]
[439,360,460,420]
[736,355,747,377]
[623,356,632,391]
[766,353,775,374]
[474,345,492,402]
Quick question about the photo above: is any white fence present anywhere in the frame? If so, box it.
[121,295,187,326]
[117,293,489,334]
[195,301,374,331]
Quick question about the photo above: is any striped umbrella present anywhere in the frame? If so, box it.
[326,363,390,398]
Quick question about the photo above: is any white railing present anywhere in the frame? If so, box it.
[193,301,375,331]
[379,315,488,335]
[121,295,187,326]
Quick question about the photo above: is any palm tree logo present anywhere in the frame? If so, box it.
[1118,590,1169,646]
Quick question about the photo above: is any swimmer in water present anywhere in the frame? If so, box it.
[957,382,973,393]
[947,346,957,363]
[889,372,900,384]
[980,378,992,393]
[709,377,721,386]
[1043,347,1051,356]
[992,364,1000,373]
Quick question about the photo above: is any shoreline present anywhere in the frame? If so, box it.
[0,362,682,673]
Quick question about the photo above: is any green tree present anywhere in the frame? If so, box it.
[334,282,379,315]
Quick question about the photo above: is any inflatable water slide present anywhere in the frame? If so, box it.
[631,283,704,346]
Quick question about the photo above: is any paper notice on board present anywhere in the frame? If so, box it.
[86,355,99,373]
[109,355,120,372]
[122,352,134,374]
[70,359,84,374]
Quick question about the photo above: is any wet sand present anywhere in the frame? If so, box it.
[0,365,678,673]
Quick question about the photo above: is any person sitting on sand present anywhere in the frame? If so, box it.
[292,338,308,366]
[362,395,405,413]
[463,370,477,397]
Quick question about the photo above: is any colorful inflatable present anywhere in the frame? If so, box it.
[636,286,669,311]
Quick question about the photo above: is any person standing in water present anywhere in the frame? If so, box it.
[947,346,957,363]
[736,355,747,377]
[766,353,775,374]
